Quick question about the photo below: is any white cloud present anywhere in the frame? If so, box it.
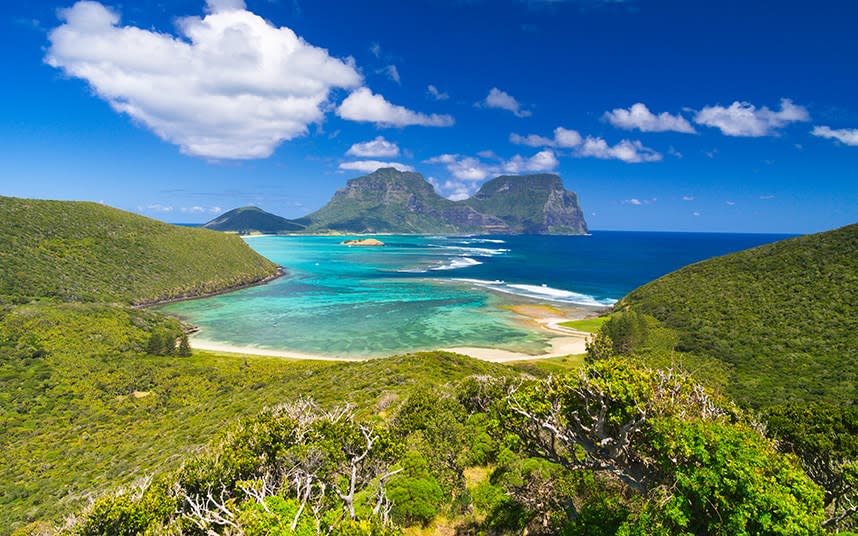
[140,203,174,213]
[604,103,696,133]
[510,126,582,148]
[179,205,224,214]
[811,126,858,146]
[425,150,559,182]
[46,1,362,159]
[425,150,560,200]
[369,42,381,58]
[694,98,809,137]
[725,200,735,206]
[682,195,694,201]
[692,211,701,217]
[623,198,643,206]
[336,87,454,127]
[427,84,449,101]
[346,136,400,157]
[760,194,775,200]
[576,137,662,163]
[481,87,531,117]
[382,64,400,84]
[338,160,414,173]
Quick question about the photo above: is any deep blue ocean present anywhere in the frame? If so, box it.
[158,231,792,357]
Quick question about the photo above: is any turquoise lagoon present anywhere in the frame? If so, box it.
[158,232,790,358]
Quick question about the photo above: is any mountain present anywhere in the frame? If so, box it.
[298,167,587,234]
[0,196,279,304]
[203,205,305,234]
[621,222,858,407]
[464,174,587,234]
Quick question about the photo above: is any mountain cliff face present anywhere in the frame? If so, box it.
[464,174,587,234]
[203,206,305,234]
[300,168,587,234]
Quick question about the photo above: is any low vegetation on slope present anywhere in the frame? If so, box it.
[41,359,828,536]
[0,196,278,304]
[620,223,858,407]
[0,299,513,533]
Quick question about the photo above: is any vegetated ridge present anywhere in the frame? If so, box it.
[0,196,279,304]
[620,222,858,407]
[207,168,589,235]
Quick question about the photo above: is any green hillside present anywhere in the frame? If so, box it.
[621,223,858,407]
[0,196,278,304]
[0,298,511,532]
[203,205,305,234]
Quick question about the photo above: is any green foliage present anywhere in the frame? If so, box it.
[587,311,733,391]
[484,360,826,535]
[387,452,444,527]
[0,196,278,304]
[634,418,825,535]
[177,333,192,357]
[0,296,513,533]
[622,223,858,407]
[764,403,858,529]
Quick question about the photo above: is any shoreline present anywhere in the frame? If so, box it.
[134,267,286,308]
[190,303,596,364]
[190,335,589,363]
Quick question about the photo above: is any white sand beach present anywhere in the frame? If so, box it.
[190,303,593,364]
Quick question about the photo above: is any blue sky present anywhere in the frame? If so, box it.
[1,0,857,233]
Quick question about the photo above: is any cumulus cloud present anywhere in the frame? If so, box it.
[336,87,454,127]
[425,150,558,182]
[46,0,363,159]
[424,150,559,199]
[346,136,400,157]
[604,103,695,133]
[576,137,662,163]
[140,204,174,213]
[510,127,582,148]
[622,198,643,206]
[811,126,858,146]
[180,205,223,213]
[694,98,809,137]
[481,87,532,117]
[427,84,449,101]
[338,160,414,173]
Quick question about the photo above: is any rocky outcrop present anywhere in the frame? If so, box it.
[341,238,385,246]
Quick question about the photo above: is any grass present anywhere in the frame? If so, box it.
[0,196,277,304]
[558,316,607,333]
